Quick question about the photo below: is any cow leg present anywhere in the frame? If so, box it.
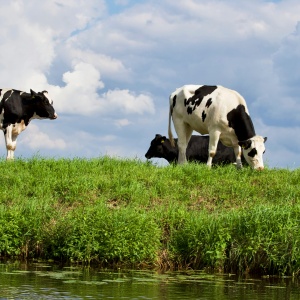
[207,130,221,168]
[4,125,17,160]
[176,123,193,164]
[234,145,243,169]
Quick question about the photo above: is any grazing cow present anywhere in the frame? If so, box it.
[145,134,245,165]
[168,85,267,170]
[0,89,58,160]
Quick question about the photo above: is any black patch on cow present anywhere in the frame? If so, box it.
[205,98,212,108]
[172,95,176,108]
[239,139,252,150]
[248,148,257,158]
[202,111,206,122]
[227,104,256,141]
[187,107,193,115]
[185,85,217,114]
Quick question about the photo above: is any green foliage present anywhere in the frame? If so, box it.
[170,206,300,275]
[57,205,161,264]
[0,157,300,275]
[226,205,300,275]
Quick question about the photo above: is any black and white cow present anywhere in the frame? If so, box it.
[145,134,245,165]
[168,85,267,170]
[0,89,57,160]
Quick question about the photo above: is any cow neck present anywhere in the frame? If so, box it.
[236,121,256,142]
[21,93,37,122]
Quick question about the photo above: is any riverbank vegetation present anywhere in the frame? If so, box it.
[0,157,299,276]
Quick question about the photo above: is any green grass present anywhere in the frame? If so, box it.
[0,157,300,276]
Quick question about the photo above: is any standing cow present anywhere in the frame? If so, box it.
[168,85,267,170]
[145,134,245,165]
[0,89,58,160]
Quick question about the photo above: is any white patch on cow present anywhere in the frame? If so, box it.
[4,124,17,160]
[0,108,4,128]
[0,89,13,103]
[12,121,27,135]
[43,91,53,105]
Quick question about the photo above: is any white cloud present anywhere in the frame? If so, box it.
[114,119,131,127]
[19,124,66,150]
[102,89,155,115]
[20,0,106,37]
[48,62,103,115]
[68,48,131,80]
[49,62,155,116]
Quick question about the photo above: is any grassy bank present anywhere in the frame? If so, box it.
[0,157,300,276]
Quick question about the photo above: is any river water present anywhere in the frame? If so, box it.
[0,262,300,299]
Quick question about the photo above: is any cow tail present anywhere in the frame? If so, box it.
[168,102,175,147]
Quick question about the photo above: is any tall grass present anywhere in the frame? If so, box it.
[0,157,300,275]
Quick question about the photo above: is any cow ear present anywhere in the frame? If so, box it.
[264,137,267,143]
[161,136,166,143]
[30,89,38,98]
[238,140,252,149]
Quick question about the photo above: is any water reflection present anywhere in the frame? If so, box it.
[0,262,299,299]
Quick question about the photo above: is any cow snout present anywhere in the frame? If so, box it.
[52,113,58,119]
[256,166,264,171]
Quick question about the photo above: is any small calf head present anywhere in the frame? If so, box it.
[31,89,58,120]
[239,136,267,170]
[145,134,167,159]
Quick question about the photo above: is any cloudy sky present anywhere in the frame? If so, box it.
[0,0,300,169]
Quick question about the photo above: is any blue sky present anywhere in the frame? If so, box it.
[0,0,300,169]
[107,0,148,14]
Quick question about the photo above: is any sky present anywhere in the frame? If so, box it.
[0,0,300,169]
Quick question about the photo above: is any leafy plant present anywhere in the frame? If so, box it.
[0,157,300,275]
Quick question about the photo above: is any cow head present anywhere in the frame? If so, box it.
[30,89,58,120]
[238,136,267,170]
[145,134,167,159]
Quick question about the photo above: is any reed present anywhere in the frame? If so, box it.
[0,157,299,275]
